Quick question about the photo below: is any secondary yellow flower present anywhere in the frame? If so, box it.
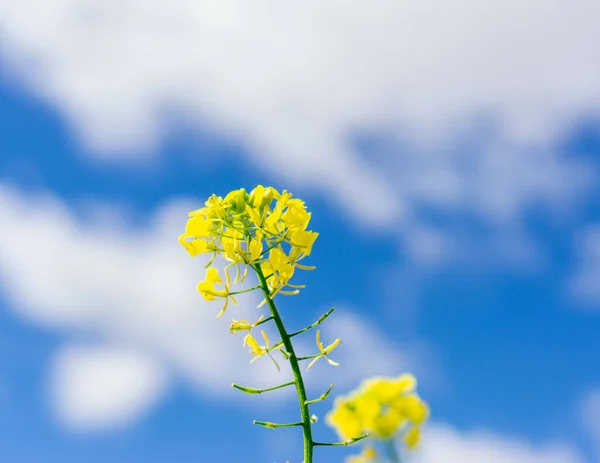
[306,330,341,370]
[197,267,237,318]
[346,446,378,463]
[326,397,364,440]
[404,425,421,448]
[244,330,280,371]
[327,374,429,449]
[363,374,416,403]
[365,405,405,439]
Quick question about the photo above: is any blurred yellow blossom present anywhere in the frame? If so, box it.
[327,374,429,449]
[346,446,378,463]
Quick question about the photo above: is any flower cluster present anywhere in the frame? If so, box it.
[179,185,319,317]
[327,374,429,461]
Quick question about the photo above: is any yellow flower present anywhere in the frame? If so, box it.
[185,214,212,237]
[282,202,311,235]
[404,425,421,448]
[277,190,304,211]
[368,407,405,439]
[353,394,381,423]
[223,188,248,214]
[364,374,416,403]
[179,236,209,257]
[229,315,265,334]
[326,398,364,440]
[181,185,318,311]
[394,393,429,425]
[196,267,237,318]
[223,236,263,265]
[327,374,429,449]
[197,194,229,224]
[178,214,215,256]
[289,230,319,261]
[244,330,280,371]
[222,233,264,282]
[249,185,278,211]
[261,247,296,294]
[306,330,341,370]
[346,446,378,463]
[255,206,284,237]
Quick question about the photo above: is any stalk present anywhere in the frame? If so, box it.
[384,440,401,463]
[254,265,314,463]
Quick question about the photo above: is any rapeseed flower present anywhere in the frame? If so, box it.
[327,374,429,453]
[306,330,341,370]
[229,315,265,334]
[196,267,237,318]
[180,185,320,315]
[244,330,280,371]
[346,446,378,463]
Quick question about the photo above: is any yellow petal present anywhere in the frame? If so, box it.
[245,334,260,351]
[324,338,341,354]
[206,267,222,283]
[404,426,420,448]
[316,330,323,352]
[306,356,321,371]
[261,330,270,348]
[325,357,340,367]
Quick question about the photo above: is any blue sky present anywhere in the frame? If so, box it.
[1,2,600,463]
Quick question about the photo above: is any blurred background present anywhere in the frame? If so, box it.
[1,1,599,462]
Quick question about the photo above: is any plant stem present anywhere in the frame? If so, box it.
[313,434,369,447]
[232,380,294,394]
[253,420,303,429]
[254,265,314,463]
[384,440,401,463]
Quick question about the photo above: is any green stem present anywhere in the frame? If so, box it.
[228,285,261,296]
[231,380,294,394]
[253,420,303,429]
[305,384,334,405]
[255,315,274,327]
[313,434,369,447]
[384,440,401,463]
[297,353,322,361]
[254,265,314,463]
[289,307,336,338]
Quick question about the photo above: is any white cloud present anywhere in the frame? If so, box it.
[0,183,419,429]
[0,0,598,240]
[581,389,600,458]
[569,226,600,309]
[415,423,584,463]
[50,344,167,430]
